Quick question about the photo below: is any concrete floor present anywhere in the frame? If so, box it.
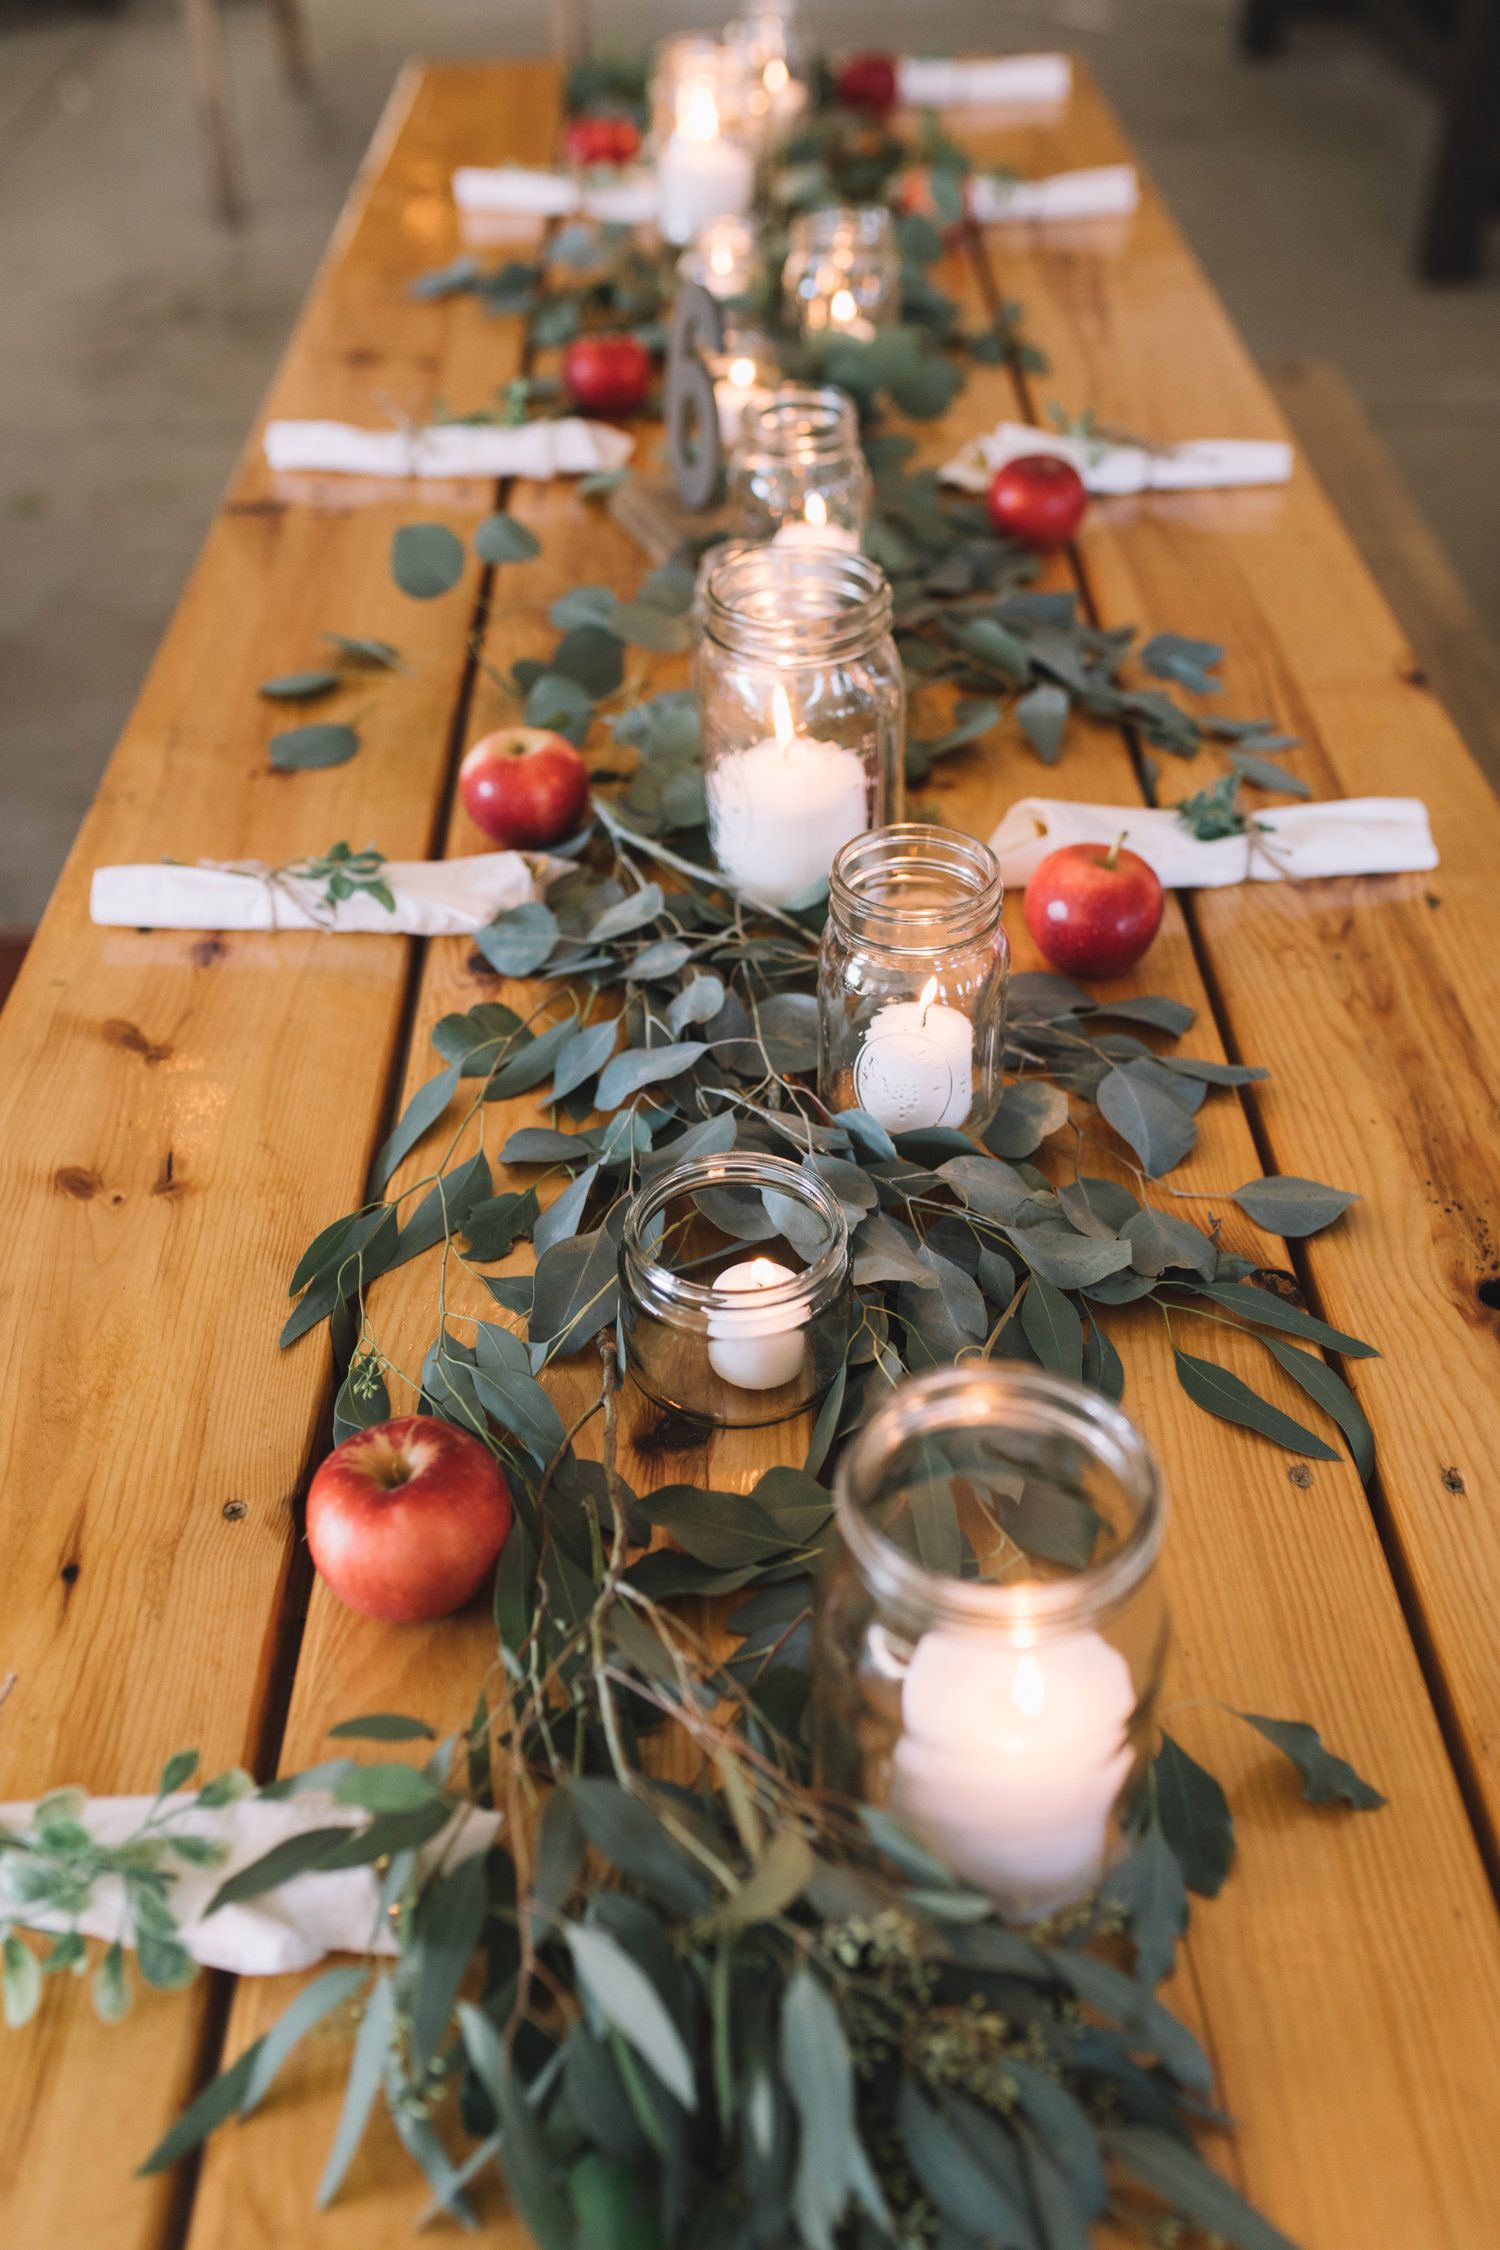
[1,0,1497,927]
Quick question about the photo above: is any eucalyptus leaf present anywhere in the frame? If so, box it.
[1153,1731,1235,1896]
[475,901,560,978]
[259,670,340,700]
[269,723,360,772]
[1262,1337,1375,1479]
[1229,1712,1384,1809]
[1097,1065,1198,1176]
[1232,1175,1358,1237]
[1173,1349,1339,1459]
[566,1923,697,2109]
[1020,1273,1084,1380]
[391,521,466,599]
[475,511,541,563]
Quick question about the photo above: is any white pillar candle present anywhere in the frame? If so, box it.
[854,977,974,1131]
[708,684,870,905]
[657,84,755,247]
[706,1256,808,1389]
[770,492,861,553]
[892,1624,1136,1918]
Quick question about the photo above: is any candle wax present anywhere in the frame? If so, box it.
[706,1257,808,1390]
[657,136,755,247]
[708,732,869,906]
[892,1625,1136,1918]
[854,993,974,1130]
[770,516,861,553]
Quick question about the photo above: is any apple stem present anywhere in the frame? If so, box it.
[1104,831,1127,871]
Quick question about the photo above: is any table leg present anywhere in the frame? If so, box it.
[1417,0,1500,280]
[180,0,245,221]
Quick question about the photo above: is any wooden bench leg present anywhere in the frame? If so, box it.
[1417,0,1500,281]
[267,0,311,88]
[180,0,246,220]
[1239,0,1288,59]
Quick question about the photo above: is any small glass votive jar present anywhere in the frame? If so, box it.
[818,825,1010,1135]
[728,384,872,548]
[619,1152,852,1427]
[698,542,905,906]
[814,1364,1170,1921]
[783,205,902,340]
[678,214,766,304]
[725,8,807,147]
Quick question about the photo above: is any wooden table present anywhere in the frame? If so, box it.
[4,56,1500,2250]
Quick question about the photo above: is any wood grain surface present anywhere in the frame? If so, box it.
[5,52,1500,2250]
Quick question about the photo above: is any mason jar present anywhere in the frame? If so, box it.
[652,42,757,246]
[698,542,905,907]
[619,1152,852,1426]
[783,205,902,339]
[727,384,872,548]
[818,825,1010,1135]
[815,1365,1170,1921]
[678,214,766,305]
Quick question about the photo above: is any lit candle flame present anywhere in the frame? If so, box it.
[764,55,789,92]
[727,355,757,388]
[771,682,796,749]
[829,287,859,327]
[680,82,720,141]
[741,1257,787,1289]
[1011,1653,1046,1720]
[804,491,828,528]
[917,975,939,1020]
[710,243,736,276]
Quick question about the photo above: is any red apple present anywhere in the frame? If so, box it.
[986,454,1088,549]
[836,52,899,114]
[460,726,590,849]
[307,1416,512,1624]
[1023,838,1164,978]
[564,115,641,167]
[562,333,653,418]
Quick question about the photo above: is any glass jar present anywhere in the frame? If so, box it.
[619,1152,852,1427]
[725,7,807,147]
[653,43,757,247]
[783,205,902,340]
[678,214,766,305]
[698,543,905,907]
[727,384,872,547]
[818,825,1010,1135]
[815,1364,1170,1921]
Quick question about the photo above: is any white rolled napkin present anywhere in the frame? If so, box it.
[451,164,658,227]
[970,164,1139,225]
[91,852,540,936]
[990,796,1437,890]
[941,420,1293,499]
[0,1791,500,1976]
[899,53,1072,108]
[263,417,634,480]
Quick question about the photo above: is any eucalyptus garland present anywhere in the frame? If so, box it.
[0,57,1389,2250]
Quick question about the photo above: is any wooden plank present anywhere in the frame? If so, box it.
[183,98,1500,2250]
[959,67,1500,1866]
[1266,358,1500,791]
[0,64,548,2250]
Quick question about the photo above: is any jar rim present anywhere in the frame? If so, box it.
[704,543,892,662]
[789,203,895,247]
[620,1149,850,1322]
[833,1364,1167,1634]
[735,383,861,463]
[829,824,1004,949]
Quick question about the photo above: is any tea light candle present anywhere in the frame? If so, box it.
[708,684,870,905]
[853,977,974,1130]
[658,83,755,247]
[892,1623,1136,1917]
[706,1256,808,1390]
[716,352,764,445]
[770,491,861,553]
[691,214,761,299]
